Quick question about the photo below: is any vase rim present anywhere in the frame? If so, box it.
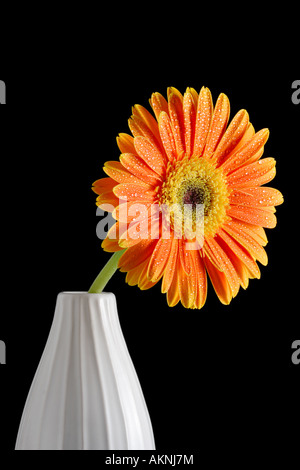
[60,291,114,296]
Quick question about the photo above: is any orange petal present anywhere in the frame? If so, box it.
[129,113,164,156]
[147,236,173,282]
[218,228,261,279]
[117,133,136,154]
[138,260,160,290]
[161,237,179,293]
[227,122,255,157]
[190,250,207,309]
[168,91,185,156]
[95,192,120,210]
[118,239,157,272]
[202,93,230,159]
[126,259,148,286]
[188,87,199,107]
[103,161,149,185]
[120,153,162,184]
[92,177,116,195]
[113,201,152,223]
[150,92,169,121]
[132,104,161,144]
[204,256,232,305]
[226,157,276,189]
[213,109,249,166]
[223,220,268,265]
[134,135,166,176]
[119,213,160,249]
[101,236,124,252]
[178,238,192,275]
[183,90,197,157]
[221,128,269,174]
[167,86,183,100]
[193,86,213,157]
[113,182,156,201]
[204,237,240,298]
[166,268,180,307]
[100,222,128,249]
[227,205,277,228]
[178,264,194,308]
[229,187,283,208]
[158,111,177,162]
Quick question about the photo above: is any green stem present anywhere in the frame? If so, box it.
[88,250,126,294]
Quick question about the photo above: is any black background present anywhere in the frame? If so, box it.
[0,27,299,459]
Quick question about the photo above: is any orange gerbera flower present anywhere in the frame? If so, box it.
[93,87,283,309]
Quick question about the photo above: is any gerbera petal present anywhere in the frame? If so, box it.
[134,135,166,176]
[120,153,162,185]
[119,214,160,248]
[150,92,169,120]
[147,237,173,282]
[179,238,192,275]
[92,177,116,195]
[117,133,136,154]
[132,104,161,144]
[125,259,148,286]
[202,93,230,159]
[188,87,199,106]
[118,239,157,272]
[227,205,277,228]
[204,237,240,297]
[103,161,149,185]
[213,109,249,166]
[221,128,269,174]
[166,268,180,307]
[113,201,152,223]
[217,228,261,279]
[102,222,128,248]
[113,182,156,201]
[168,91,185,156]
[226,157,276,189]
[190,250,207,309]
[161,237,179,294]
[178,264,194,308]
[183,89,197,157]
[193,86,213,157]
[229,123,255,155]
[138,260,160,290]
[129,113,164,155]
[101,236,124,253]
[167,86,183,100]
[223,220,268,265]
[204,256,232,305]
[158,111,177,162]
[229,187,284,208]
[95,191,120,210]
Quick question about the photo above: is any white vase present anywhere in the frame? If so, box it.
[15,292,155,450]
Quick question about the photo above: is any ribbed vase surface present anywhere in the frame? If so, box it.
[15,292,155,450]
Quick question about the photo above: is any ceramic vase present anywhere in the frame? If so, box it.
[15,292,155,450]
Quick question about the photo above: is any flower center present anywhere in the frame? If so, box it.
[183,186,206,208]
[159,156,230,240]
